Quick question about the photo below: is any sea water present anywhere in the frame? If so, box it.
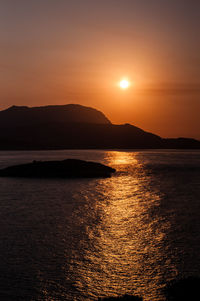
[0,150,200,300]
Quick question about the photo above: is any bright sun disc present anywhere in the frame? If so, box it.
[119,79,130,89]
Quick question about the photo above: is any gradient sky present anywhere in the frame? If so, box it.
[0,0,200,138]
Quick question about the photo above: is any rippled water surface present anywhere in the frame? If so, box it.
[0,150,200,300]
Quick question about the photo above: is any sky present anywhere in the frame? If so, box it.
[0,0,200,139]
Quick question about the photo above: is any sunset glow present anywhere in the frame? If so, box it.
[0,1,199,139]
[119,79,130,89]
[0,2,200,301]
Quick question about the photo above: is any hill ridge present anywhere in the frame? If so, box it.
[0,103,111,127]
[0,104,199,149]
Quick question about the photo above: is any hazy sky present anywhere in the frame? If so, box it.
[0,0,200,138]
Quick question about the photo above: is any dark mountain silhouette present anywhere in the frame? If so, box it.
[163,137,200,149]
[0,104,111,127]
[0,104,199,150]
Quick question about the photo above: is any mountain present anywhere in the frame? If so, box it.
[0,104,111,127]
[0,104,199,150]
[163,138,200,149]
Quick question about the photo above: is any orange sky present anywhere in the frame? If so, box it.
[0,0,200,139]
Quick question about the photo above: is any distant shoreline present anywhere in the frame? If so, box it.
[0,147,200,151]
[1,104,199,150]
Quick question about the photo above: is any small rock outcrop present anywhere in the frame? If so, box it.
[0,159,116,178]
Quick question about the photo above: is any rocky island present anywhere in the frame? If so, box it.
[0,159,116,178]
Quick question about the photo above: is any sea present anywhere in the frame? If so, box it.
[0,149,200,301]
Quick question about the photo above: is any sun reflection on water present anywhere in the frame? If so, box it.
[107,151,138,165]
[71,151,173,300]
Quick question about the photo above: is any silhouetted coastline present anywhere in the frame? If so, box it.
[0,104,199,150]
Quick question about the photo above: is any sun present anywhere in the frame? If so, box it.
[119,79,130,89]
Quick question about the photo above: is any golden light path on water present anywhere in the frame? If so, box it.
[70,151,177,301]
[1,150,200,301]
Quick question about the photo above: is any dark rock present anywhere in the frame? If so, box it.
[0,159,116,178]
[165,276,200,300]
